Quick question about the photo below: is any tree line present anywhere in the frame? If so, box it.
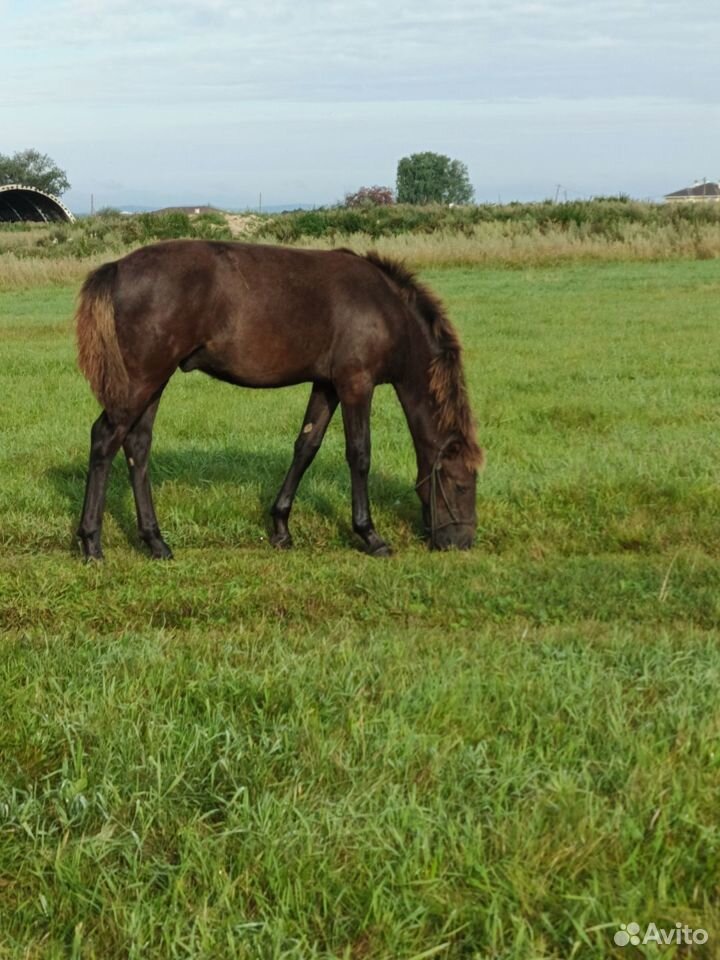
[2,147,474,208]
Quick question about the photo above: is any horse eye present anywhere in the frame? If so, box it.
[455,484,468,495]
[445,441,461,458]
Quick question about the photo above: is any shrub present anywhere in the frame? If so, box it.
[195,210,229,227]
[344,186,395,208]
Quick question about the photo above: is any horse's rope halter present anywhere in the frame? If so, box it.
[415,439,475,541]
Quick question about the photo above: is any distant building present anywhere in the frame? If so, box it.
[664,180,720,203]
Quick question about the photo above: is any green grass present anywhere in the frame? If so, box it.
[0,261,719,958]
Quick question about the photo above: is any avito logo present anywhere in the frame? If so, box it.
[614,921,708,947]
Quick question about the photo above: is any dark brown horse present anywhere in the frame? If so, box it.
[75,240,483,560]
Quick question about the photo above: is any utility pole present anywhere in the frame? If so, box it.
[259,192,262,214]
[90,193,94,216]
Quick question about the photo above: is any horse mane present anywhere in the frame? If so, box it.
[362,251,484,470]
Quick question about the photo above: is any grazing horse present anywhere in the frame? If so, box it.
[75,240,483,560]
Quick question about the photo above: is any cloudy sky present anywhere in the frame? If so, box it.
[2,0,719,211]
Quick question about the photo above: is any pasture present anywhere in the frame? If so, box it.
[0,259,719,958]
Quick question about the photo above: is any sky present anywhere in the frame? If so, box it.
[2,0,719,212]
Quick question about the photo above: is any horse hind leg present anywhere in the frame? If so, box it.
[270,382,339,548]
[123,396,172,559]
[77,411,132,560]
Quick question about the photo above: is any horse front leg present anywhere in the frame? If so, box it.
[270,382,339,548]
[340,387,391,557]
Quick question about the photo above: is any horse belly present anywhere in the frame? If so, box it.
[187,326,330,388]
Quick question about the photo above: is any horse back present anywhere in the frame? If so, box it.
[111,240,409,389]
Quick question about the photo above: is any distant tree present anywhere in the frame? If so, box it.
[344,185,395,208]
[0,149,71,195]
[396,152,474,205]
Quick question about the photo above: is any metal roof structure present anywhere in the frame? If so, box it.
[0,184,75,223]
[664,180,720,201]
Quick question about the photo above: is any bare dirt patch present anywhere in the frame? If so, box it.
[225,214,265,237]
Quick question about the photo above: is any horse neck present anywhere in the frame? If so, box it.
[393,338,444,475]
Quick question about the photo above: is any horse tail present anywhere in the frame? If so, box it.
[75,261,129,411]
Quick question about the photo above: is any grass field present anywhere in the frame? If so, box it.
[4,200,720,291]
[1,259,719,958]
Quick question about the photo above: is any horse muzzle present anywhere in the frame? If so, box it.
[431,526,475,551]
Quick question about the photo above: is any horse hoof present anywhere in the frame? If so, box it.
[150,543,173,560]
[141,532,173,560]
[78,534,103,561]
[270,532,293,550]
[368,542,392,558]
